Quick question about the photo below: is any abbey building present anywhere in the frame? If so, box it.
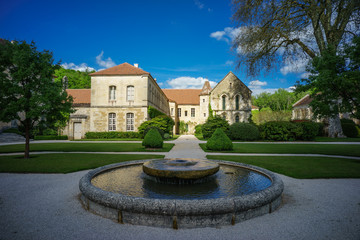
[63,63,252,139]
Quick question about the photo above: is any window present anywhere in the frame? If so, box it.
[178,108,181,117]
[127,86,134,101]
[108,113,116,131]
[235,95,240,110]
[109,86,116,100]
[191,108,195,117]
[203,99,205,102]
[185,111,188,117]
[126,113,134,131]
[171,108,174,115]
[204,113,206,117]
[235,115,240,123]
[222,95,226,110]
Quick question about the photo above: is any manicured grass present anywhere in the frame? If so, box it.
[0,143,174,153]
[314,137,360,142]
[200,143,360,157]
[207,155,360,179]
[0,153,164,173]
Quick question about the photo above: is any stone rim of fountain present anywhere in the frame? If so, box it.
[79,159,284,229]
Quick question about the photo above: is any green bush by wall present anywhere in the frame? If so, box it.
[206,128,233,151]
[296,121,319,140]
[85,132,140,139]
[229,123,260,141]
[142,128,163,148]
[260,121,303,141]
[202,116,230,139]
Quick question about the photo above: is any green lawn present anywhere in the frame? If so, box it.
[200,143,360,157]
[314,137,360,142]
[0,153,164,173]
[207,155,360,179]
[0,143,174,153]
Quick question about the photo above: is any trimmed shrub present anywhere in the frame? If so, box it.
[195,124,203,135]
[296,121,319,140]
[260,121,303,141]
[142,128,163,148]
[316,122,325,136]
[163,133,170,139]
[229,123,260,141]
[2,128,23,135]
[138,115,174,137]
[34,135,68,140]
[202,116,230,139]
[356,126,360,137]
[143,127,165,139]
[206,128,233,151]
[342,123,358,138]
[85,132,140,139]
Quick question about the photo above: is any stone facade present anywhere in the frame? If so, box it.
[63,64,252,138]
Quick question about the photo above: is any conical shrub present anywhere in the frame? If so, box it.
[142,128,163,148]
[206,128,233,151]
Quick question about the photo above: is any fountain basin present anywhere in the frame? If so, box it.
[79,159,284,229]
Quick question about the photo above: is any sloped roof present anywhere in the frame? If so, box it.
[66,89,91,105]
[162,89,202,105]
[292,94,313,107]
[200,81,212,95]
[90,62,149,76]
[210,71,252,94]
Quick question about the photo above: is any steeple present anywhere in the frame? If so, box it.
[200,81,212,95]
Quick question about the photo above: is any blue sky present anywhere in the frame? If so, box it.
[1,0,308,95]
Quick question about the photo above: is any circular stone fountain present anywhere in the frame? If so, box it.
[79,159,283,229]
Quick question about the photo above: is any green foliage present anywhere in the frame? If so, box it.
[179,121,188,134]
[142,128,163,148]
[296,36,360,120]
[148,106,166,119]
[206,128,233,151]
[251,108,292,125]
[208,103,213,118]
[260,121,303,141]
[85,132,140,139]
[356,126,360,137]
[202,116,230,139]
[2,128,23,135]
[34,135,68,140]
[296,121,319,141]
[143,127,165,139]
[229,123,260,141]
[195,124,203,135]
[53,67,94,89]
[316,122,325,137]
[0,40,74,158]
[163,133,170,139]
[138,115,174,137]
[340,119,358,138]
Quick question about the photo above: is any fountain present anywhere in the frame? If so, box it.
[79,158,283,229]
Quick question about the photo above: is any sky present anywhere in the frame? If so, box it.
[0,0,309,95]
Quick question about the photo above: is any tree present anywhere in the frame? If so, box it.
[54,67,93,89]
[296,36,360,137]
[232,0,359,137]
[0,40,74,158]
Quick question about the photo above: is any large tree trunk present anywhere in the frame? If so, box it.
[24,121,30,159]
[328,115,345,138]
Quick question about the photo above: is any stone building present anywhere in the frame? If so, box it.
[63,63,252,139]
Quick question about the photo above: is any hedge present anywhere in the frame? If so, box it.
[34,135,68,140]
[340,119,358,138]
[85,132,140,139]
[202,116,230,139]
[260,121,303,141]
[142,128,163,148]
[206,128,233,151]
[296,121,319,140]
[229,123,260,141]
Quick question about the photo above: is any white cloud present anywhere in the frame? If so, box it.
[96,51,116,68]
[300,72,311,79]
[210,31,227,41]
[61,62,95,72]
[210,27,243,44]
[249,80,267,88]
[194,0,204,9]
[167,76,217,89]
[280,57,309,75]
[248,80,294,95]
[225,60,234,66]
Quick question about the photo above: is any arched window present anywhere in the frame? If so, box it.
[222,95,226,110]
[108,113,116,131]
[127,86,134,101]
[109,86,116,100]
[235,115,240,123]
[126,113,134,131]
[235,95,240,110]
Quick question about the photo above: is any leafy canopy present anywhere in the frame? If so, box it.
[53,67,93,89]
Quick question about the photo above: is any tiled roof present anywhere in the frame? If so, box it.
[90,62,149,76]
[162,89,202,105]
[66,89,91,105]
[292,94,313,107]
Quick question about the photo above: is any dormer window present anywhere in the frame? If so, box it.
[127,86,134,101]
[109,86,116,100]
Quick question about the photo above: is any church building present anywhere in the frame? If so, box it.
[63,63,252,139]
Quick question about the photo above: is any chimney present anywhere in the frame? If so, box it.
[154,78,157,81]
[134,63,139,68]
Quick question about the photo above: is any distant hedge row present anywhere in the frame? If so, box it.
[85,132,140,139]
[34,135,68,140]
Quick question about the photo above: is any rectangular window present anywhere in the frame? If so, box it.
[108,113,116,131]
[203,99,205,102]
[127,86,134,101]
[204,113,206,117]
[178,108,181,117]
[185,111,188,117]
[191,108,195,117]
[126,113,134,131]
[171,108,174,116]
[109,86,116,100]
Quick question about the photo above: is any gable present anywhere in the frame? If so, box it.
[210,72,251,98]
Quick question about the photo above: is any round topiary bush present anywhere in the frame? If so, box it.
[229,123,260,141]
[143,127,165,139]
[142,128,163,148]
[206,128,233,151]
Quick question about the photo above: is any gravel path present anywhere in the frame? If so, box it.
[0,135,359,239]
